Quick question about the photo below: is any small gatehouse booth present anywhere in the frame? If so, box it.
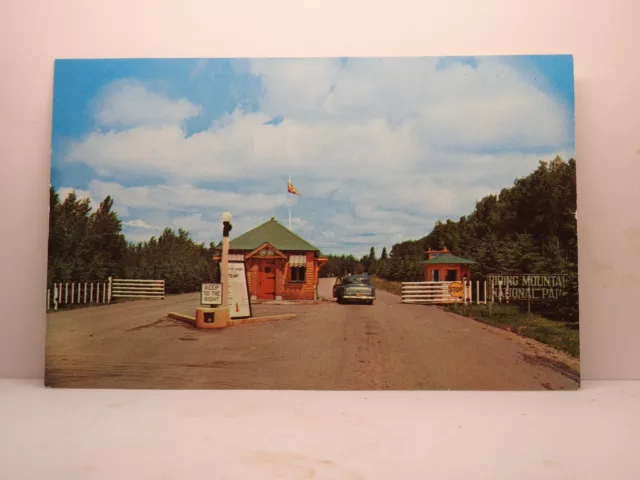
[421,248,477,282]
[214,218,328,301]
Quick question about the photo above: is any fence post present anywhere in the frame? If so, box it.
[71,283,75,304]
[107,277,112,303]
[84,282,88,304]
[489,280,494,316]
[90,283,94,303]
[53,285,58,311]
[102,282,107,304]
[64,283,69,304]
[483,281,487,305]
[47,289,50,311]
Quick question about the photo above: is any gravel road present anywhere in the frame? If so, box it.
[45,278,579,390]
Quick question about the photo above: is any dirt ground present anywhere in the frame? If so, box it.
[45,279,580,390]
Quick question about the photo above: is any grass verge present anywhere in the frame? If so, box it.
[369,275,403,296]
[447,303,579,358]
[361,275,579,358]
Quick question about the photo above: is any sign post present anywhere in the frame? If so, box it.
[201,283,222,307]
[489,283,495,317]
[448,281,464,312]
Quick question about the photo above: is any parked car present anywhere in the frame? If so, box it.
[332,275,376,305]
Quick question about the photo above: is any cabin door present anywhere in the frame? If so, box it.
[258,261,276,299]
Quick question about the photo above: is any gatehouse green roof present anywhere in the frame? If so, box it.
[420,253,477,265]
[228,218,321,253]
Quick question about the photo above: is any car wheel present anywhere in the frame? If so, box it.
[336,296,342,304]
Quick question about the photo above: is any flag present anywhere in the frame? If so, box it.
[287,179,301,196]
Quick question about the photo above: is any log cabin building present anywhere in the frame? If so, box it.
[421,247,476,282]
[214,218,327,301]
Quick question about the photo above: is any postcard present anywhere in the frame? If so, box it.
[46,55,578,390]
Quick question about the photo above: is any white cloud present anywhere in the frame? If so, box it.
[123,219,158,229]
[250,58,343,120]
[57,187,99,211]
[65,58,571,197]
[65,112,422,183]
[86,180,295,216]
[61,57,574,256]
[249,56,571,149]
[93,80,202,128]
[289,216,309,230]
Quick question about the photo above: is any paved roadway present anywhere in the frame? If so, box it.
[45,278,579,390]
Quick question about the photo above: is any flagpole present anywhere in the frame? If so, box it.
[288,176,292,230]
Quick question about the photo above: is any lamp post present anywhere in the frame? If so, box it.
[221,211,232,309]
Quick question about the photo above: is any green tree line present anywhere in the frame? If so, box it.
[47,187,218,294]
[321,156,578,321]
[49,155,576,318]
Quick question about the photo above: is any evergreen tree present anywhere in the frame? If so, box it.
[46,186,219,295]
[368,246,378,274]
[47,186,61,286]
[86,196,127,279]
[53,191,92,282]
[373,156,578,321]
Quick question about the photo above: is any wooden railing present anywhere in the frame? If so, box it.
[46,277,165,311]
[111,278,165,300]
[401,281,489,304]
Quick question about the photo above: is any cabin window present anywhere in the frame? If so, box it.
[446,269,458,281]
[290,266,306,283]
[432,270,440,281]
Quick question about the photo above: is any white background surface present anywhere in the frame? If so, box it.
[2,379,639,479]
[1,0,639,478]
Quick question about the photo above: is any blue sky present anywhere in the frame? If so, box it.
[50,55,575,256]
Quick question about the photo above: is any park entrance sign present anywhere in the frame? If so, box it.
[488,274,568,302]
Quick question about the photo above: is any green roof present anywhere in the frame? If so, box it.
[420,253,477,265]
[228,218,321,252]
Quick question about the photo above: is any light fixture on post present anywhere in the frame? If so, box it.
[221,212,233,308]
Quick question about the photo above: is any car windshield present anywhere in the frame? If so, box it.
[342,276,370,285]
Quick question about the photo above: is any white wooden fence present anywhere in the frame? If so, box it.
[401,281,489,305]
[111,278,165,300]
[46,277,165,311]
[46,279,112,311]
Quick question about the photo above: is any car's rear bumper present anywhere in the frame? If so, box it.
[342,295,375,300]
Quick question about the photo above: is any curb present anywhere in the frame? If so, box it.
[167,312,297,329]
[252,300,329,306]
[228,313,297,327]
[168,312,196,327]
